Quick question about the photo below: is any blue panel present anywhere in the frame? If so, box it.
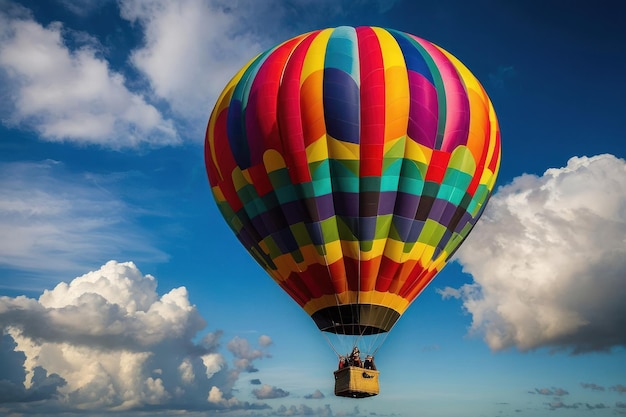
[323,68,360,144]
[389,30,434,85]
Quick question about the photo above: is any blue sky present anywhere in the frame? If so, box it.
[0,0,625,416]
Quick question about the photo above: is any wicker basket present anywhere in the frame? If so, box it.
[333,366,380,398]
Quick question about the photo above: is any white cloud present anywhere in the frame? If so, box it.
[119,0,265,133]
[252,384,289,400]
[0,160,168,286]
[449,154,626,353]
[0,6,178,149]
[0,261,274,411]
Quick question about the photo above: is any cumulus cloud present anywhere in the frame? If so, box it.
[448,154,626,353]
[252,384,289,400]
[0,6,178,148]
[0,261,273,412]
[227,335,272,372]
[0,160,168,285]
[304,389,325,399]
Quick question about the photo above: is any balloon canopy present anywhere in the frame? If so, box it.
[205,26,500,337]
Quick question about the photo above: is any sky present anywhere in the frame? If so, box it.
[0,0,625,416]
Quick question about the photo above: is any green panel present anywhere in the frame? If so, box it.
[275,185,299,203]
[309,159,330,179]
[331,175,360,193]
[400,159,426,181]
[267,167,293,188]
[332,159,360,178]
[264,235,282,259]
[290,222,313,246]
[360,176,382,192]
[384,136,407,159]
[336,216,359,241]
[422,181,440,198]
[417,219,447,246]
[436,183,454,202]
[320,216,340,242]
[398,177,424,194]
[448,187,467,206]
[312,178,333,196]
[381,173,401,192]
[374,215,393,239]
[448,146,476,175]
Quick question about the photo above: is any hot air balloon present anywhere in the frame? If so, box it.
[205,26,500,397]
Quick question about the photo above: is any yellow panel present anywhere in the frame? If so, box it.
[359,238,387,261]
[263,149,287,172]
[405,139,432,164]
[382,239,407,263]
[323,240,344,264]
[305,135,330,162]
[231,168,249,192]
[327,136,360,160]
[302,290,410,316]
[301,29,333,84]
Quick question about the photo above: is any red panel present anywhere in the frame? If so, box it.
[375,257,401,292]
[424,150,451,183]
[248,164,274,197]
[328,258,349,294]
[247,38,303,167]
[277,32,321,184]
[357,27,385,177]
[359,256,382,292]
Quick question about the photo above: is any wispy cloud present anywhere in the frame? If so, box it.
[0,160,168,288]
[448,154,626,353]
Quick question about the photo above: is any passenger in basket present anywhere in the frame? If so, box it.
[348,346,362,367]
[338,355,348,369]
[364,355,376,370]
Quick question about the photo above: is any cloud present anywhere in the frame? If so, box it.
[304,389,325,399]
[581,383,605,391]
[0,160,168,286]
[227,335,272,372]
[612,384,626,394]
[535,387,568,396]
[0,6,178,149]
[449,154,626,353]
[252,384,289,400]
[119,0,267,134]
[0,261,273,412]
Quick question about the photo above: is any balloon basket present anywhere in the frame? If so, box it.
[333,366,379,398]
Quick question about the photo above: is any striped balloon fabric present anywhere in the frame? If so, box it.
[205,26,501,335]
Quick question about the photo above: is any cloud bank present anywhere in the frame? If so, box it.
[0,261,273,412]
[448,154,626,353]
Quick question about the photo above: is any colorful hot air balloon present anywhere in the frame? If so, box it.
[205,26,500,396]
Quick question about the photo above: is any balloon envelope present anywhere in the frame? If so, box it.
[205,26,500,336]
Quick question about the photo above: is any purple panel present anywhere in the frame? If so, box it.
[394,192,421,218]
[281,200,310,225]
[377,191,398,215]
[392,215,414,241]
[407,71,438,148]
[314,194,336,221]
[333,192,360,217]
